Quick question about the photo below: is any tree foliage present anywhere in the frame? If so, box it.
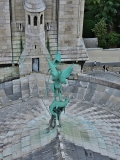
[86,0,100,4]
[92,19,108,48]
[84,0,120,48]
[83,20,95,38]
[107,32,120,47]
[92,19,107,39]
[85,0,120,29]
[91,19,120,48]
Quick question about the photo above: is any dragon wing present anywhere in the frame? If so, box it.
[47,60,58,80]
[60,64,74,83]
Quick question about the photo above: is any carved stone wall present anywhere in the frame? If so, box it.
[44,0,54,23]
[0,0,12,64]
[11,0,25,64]
[0,0,87,65]
[56,0,88,61]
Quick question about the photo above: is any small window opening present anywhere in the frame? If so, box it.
[34,16,37,26]
[28,15,31,25]
[19,23,22,31]
[40,14,43,24]
[46,23,50,31]
[35,45,36,49]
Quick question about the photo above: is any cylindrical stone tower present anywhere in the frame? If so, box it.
[19,0,49,76]
[24,0,46,50]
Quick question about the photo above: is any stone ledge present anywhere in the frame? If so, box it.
[78,73,120,90]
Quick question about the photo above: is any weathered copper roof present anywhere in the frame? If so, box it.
[24,0,46,12]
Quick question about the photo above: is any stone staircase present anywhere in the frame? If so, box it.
[47,22,57,56]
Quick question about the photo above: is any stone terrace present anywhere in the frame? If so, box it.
[0,72,120,159]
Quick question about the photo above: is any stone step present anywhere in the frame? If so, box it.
[48,30,57,34]
[50,43,57,47]
[49,41,57,45]
[20,77,30,99]
[49,35,57,39]
[49,23,57,28]
[50,46,57,50]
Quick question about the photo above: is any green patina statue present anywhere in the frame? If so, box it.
[49,98,69,129]
[47,52,74,129]
[49,98,69,120]
[48,59,74,101]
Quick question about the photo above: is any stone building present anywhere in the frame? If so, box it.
[0,0,88,76]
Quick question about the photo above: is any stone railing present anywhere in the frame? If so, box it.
[0,66,19,82]
[78,73,120,90]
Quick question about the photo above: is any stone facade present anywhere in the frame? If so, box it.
[10,0,25,64]
[19,0,49,76]
[0,0,88,76]
[58,0,88,61]
[0,0,12,64]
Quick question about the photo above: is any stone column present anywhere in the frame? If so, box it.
[11,0,15,22]
[77,0,80,37]
[79,0,85,38]
[52,0,56,22]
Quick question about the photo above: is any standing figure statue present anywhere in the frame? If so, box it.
[48,59,74,101]
[46,52,74,130]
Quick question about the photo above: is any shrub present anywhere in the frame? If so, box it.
[83,20,95,38]
[92,19,108,48]
[98,39,109,49]
[92,19,107,39]
[84,12,95,20]
[107,32,120,48]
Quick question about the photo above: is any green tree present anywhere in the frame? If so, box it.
[107,32,120,48]
[86,0,100,4]
[92,19,108,48]
[85,0,120,30]
[83,20,95,38]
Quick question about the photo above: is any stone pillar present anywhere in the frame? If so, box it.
[11,0,15,22]
[79,0,85,38]
[77,0,80,37]
[52,0,56,22]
